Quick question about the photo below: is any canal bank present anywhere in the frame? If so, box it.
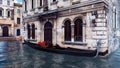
[0,36,22,41]
[0,41,120,68]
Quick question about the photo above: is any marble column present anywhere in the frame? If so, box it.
[71,23,74,42]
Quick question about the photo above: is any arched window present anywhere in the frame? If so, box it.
[32,24,35,39]
[64,20,71,41]
[74,18,83,41]
[0,9,3,16]
[24,0,27,12]
[7,11,10,17]
[31,0,34,9]
[27,24,31,39]
[40,0,42,6]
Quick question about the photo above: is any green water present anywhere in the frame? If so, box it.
[0,41,120,68]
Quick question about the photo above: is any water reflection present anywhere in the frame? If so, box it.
[0,41,120,68]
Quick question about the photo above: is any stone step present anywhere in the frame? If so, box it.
[0,37,22,41]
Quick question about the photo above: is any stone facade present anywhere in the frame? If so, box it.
[0,0,14,37]
[14,3,22,37]
[0,0,22,41]
[23,0,119,54]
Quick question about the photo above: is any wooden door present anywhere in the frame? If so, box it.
[3,26,9,37]
[44,22,53,45]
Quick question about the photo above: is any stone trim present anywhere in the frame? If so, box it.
[24,1,108,19]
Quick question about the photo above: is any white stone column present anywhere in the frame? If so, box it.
[71,23,74,42]
[3,8,7,18]
[9,26,11,36]
[36,21,41,42]
[0,26,2,36]
[62,26,64,42]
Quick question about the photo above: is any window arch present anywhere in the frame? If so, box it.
[24,0,27,12]
[0,8,3,16]
[44,22,53,44]
[32,24,35,39]
[40,0,42,6]
[74,18,83,41]
[0,9,2,16]
[44,22,53,29]
[31,0,34,9]
[27,24,31,39]
[64,20,71,41]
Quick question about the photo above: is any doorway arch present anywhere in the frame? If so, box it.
[32,24,35,39]
[3,26,9,37]
[27,24,31,39]
[44,22,53,45]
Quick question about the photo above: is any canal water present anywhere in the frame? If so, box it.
[0,41,120,68]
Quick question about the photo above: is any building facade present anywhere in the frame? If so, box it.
[23,0,119,55]
[14,3,22,37]
[0,0,23,41]
[0,0,14,37]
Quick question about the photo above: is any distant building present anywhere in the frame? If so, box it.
[0,0,14,37]
[14,3,22,37]
[23,0,119,56]
[0,0,22,41]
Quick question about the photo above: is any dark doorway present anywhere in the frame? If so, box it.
[17,29,20,36]
[3,26,9,37]
[27,24,31,39]
[74,18,83,41]
[44,22,53,45]
[32,24,35,39]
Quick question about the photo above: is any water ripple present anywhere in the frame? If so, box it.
[0,41,120,68]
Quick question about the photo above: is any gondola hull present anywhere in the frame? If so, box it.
[24,41,97,57]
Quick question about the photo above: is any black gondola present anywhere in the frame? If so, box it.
[24,41,97,57]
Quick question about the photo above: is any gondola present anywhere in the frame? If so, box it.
[24,41,97,57]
